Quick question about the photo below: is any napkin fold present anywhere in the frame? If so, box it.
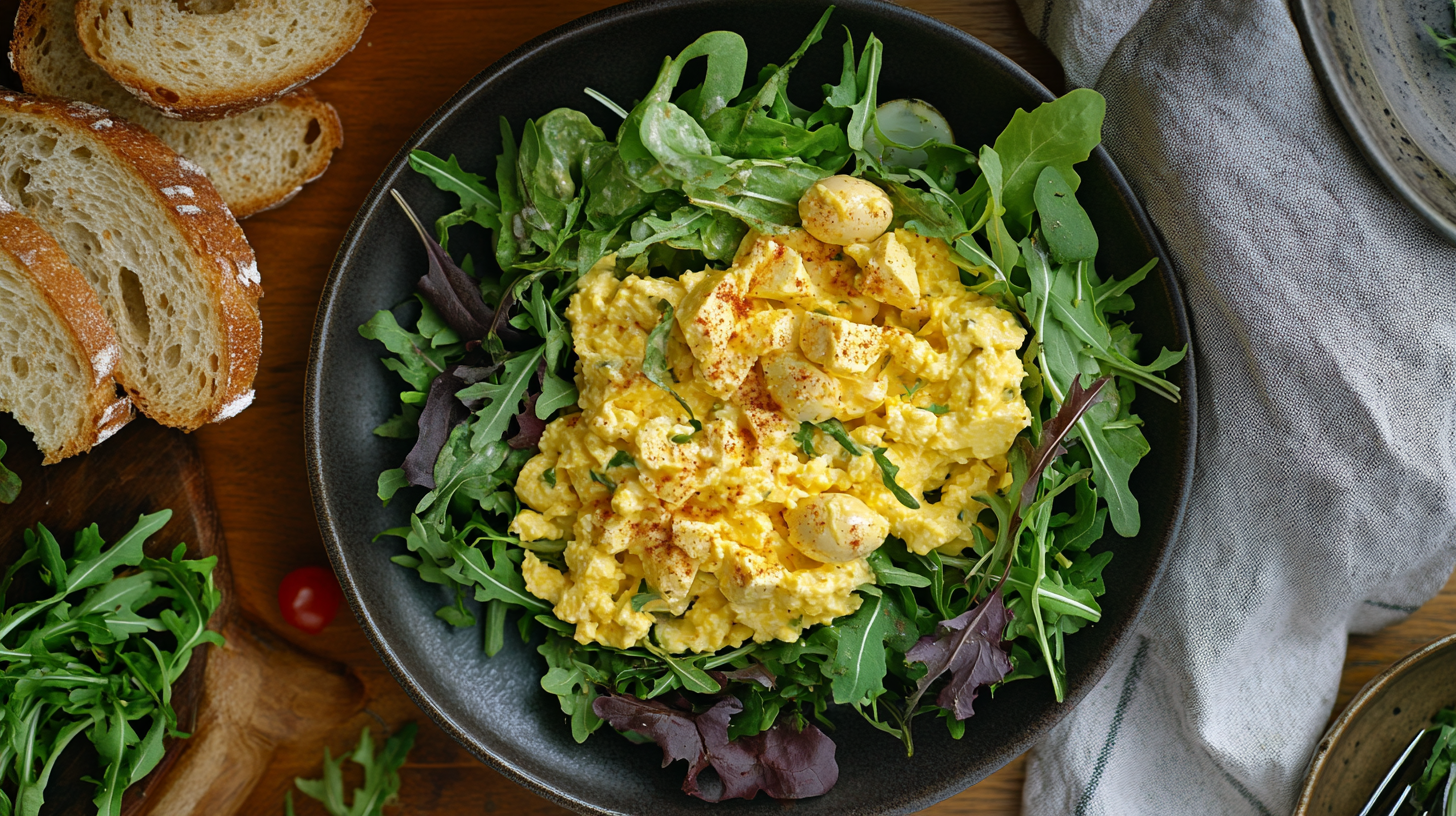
[1010,0,1456,812]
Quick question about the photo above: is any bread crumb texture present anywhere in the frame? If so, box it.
[12,0,345,216]
[0,93,260,430]
[0,207,133,462]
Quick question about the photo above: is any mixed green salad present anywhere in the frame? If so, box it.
[363,8,1182,801]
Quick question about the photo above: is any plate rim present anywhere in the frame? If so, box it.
[304,1,1199,812]
[1290,0,1456,246]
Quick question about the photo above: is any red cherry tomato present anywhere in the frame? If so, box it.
[278,566,343,634]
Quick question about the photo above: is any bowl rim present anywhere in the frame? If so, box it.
[1293,631,1456,815]
[304,1,1199,812]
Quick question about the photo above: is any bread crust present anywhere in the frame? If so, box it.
[0,92,262,430]
[10,0,347,218]
[0,201,134,462]
[229,88,343,216]
[73,0,374,121]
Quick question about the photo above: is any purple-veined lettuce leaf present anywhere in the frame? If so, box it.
[402,366,470,489]
[402,363,503,488]
[906,375,1110,719]
[710,663,777,690]
[904,591,1013,720]
[392,189,530,348]
[592,693,837,801]
[507,392,547,450]
[1020,375,1108,509]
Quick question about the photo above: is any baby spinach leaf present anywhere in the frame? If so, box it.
[590,470,617,492]
[871,447,920,509]
[992,88,1106,226]
[1034,165,1098,263]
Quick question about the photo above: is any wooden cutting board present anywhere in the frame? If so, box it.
[0,415,368,815]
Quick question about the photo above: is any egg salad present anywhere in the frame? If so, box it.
[509,176,1031,654]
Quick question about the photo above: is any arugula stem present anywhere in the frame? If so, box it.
[1029,501,1064,701]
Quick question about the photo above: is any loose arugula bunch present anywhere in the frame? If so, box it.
[285,724,418,816]
[361,8,1183,800]
[0,510,223,816]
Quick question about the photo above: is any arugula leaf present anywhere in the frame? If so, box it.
[1427,0,1456,67]
[0,440,19,504]
[1,512,222,815]
[871,447,920,509]
[827,590,915,705]
[287,723,418,816]
[1412,708,1456,805]
[607,450,636,469]
[589,470,617,492]
[919,404,950,415]
[991,88,1106,227]
[407,150,501,228]
[442,538,550,614]
[816,418,861,456]
[458,346,546,453]
[642,299,703,438]
[794,422,817,456]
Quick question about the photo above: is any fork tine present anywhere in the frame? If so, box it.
[1363,731,1433,816]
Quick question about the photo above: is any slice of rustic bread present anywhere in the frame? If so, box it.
[0,93,261,430]
[0,199,132,462]
[10,0,344,217]
[73,0,373,121]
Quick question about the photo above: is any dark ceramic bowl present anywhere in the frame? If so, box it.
[305,1,1197,813]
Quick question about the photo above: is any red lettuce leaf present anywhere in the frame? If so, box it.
[403,366,470,489]
[709,663,777,690]
[904,591,1013,720]
[403,363,504,488]
[506,392,547,450]
[392,190,531,348]
[592,693,837,801]
[1020,375,1108,509]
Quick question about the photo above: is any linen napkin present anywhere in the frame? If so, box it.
[1007,0,1456,812]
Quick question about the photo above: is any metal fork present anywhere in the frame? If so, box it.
[1361,728,1440,816]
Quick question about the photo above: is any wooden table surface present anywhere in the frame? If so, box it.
[3,1,1454,813]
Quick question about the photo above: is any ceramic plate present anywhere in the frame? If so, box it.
[1293,0,1456,244]
[305,1,1197,812]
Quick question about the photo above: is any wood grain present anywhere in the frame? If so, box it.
[1,0,1453,813]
